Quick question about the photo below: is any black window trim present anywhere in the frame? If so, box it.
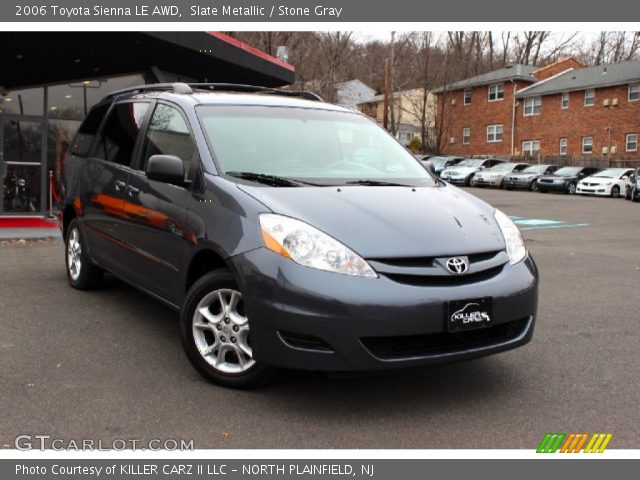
[89,98,153,171]
[132,99,202,188]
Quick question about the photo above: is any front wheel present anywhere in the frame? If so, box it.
[632,188,639,203]
[567,183,577,195]
[65,219,103,290]
[611,185,620,198]
[180,269,276,389]
[529,181,538,192]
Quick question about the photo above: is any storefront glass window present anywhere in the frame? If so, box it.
[0,87,44,116]
[47,74,148,120]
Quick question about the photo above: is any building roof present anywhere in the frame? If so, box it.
[433,64,538,93]
[516,60,640,98]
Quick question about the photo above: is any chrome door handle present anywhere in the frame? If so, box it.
[114,180,126,192]
[127,186,140,197]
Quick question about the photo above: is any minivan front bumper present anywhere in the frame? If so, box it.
[229,248,538,371]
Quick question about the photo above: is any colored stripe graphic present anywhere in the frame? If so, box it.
[537,433,566,453]
[584,433,613,453]
[560,433,589,453]
[538,433,613,453]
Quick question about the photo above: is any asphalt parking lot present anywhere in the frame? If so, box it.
[1,188,639,449]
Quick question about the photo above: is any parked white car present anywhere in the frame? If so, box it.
[471,162,530,188]
[576,168,635,198]
[440,158,505,186]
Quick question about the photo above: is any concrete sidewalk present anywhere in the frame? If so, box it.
[0,227,61,240]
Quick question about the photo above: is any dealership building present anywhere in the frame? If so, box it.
[0,32,294,217]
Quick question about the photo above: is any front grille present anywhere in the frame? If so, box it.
[361,317,529,360]
[367,250,508,286]
[385,264,504,286]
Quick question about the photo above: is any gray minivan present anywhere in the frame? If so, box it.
[60,83,538,388]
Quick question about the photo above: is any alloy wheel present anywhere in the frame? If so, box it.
[67,228,82,281]
[192,288,255,374]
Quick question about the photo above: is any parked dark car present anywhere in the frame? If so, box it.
[536,166,600,194]
[59,83,538,388]
[503,164,559,191]
[626,168,640,202]
[423,156,465,177]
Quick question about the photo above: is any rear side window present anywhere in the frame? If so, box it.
[70,104,109,157]
[95,102,149,166]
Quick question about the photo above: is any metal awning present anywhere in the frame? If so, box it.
[0,31,295,90]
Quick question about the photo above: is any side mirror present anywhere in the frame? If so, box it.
[146,155,184,185]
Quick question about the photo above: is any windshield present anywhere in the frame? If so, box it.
[197,105,435,186]
[490,163,515,172]
[455,159,484,167]
[554,167,581,176]
[521,165,548,174]
[592,169,625,178]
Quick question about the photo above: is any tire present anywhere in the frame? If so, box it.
[625,187,631,200]
[632,188,639,203]
[529,181,538,192]
[610,185,620,198]
[465,174,474,187]
[567,183,577,195]
[180,269,276,389]
[65,219,103,290]
[539,189,547,193]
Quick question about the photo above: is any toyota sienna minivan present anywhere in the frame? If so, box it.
[59,83,538,388]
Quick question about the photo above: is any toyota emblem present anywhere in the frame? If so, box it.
[446,257,469,274]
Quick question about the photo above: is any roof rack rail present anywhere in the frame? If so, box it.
[188,83,324,102]
[105,82,324,102]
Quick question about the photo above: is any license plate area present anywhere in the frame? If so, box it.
[447,297,493,332]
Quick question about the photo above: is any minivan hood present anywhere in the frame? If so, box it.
[238,184,505,258]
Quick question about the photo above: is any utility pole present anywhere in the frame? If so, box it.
[383,59,390,130]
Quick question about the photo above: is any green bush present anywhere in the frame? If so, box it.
[407,136,422,153]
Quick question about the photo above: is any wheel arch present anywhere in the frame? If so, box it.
[185,248,230,294]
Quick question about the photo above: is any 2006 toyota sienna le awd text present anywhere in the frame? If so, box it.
[59,83,538,388]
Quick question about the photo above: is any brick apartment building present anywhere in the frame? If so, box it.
[435,58,640,164]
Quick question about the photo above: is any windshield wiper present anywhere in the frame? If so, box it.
[226,171,307,187]
[343,179,411,187]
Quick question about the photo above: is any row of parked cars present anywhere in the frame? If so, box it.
[420,155,640,201]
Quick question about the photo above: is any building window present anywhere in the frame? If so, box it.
[559,138,568,155]
[584,89,595,106]
[561,92,569,109]
[629,83,640,101]
[487,124,503,143]
[488,83,504,101]
[627,134,638,152]
[582,136,593,154]
[522,140,541,156]
[524,97,542,116]
[462,127,471,145]
[464,88,472,105]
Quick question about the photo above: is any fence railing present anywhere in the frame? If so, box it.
[509,155,640,169]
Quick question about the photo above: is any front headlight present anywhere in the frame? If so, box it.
[259,213,377,277]
[494,209,527,265]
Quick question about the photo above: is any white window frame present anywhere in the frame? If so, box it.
[524,97,542,116]
[522,140,541,156]
[561,92,569,109]
[626,133,638,152]
[462,127,471,145]
[488,83,504,102]
[559,138,568,156]
[584,88,595,106]
[487,124,503,143]
[582,136,593,154]
[464,88,472,105]
[629,83,640,102]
